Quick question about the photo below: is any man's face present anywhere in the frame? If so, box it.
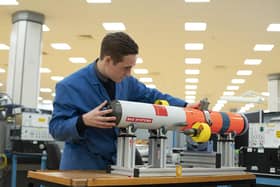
[105,54,137,82]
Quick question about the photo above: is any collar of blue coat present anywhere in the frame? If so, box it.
[86,59,103,85]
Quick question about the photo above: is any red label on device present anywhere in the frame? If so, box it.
[153,105,168,116]
[126,116,153,123]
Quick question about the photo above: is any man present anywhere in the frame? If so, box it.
[49,32,191,170]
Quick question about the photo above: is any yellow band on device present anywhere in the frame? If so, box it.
[154,100,169,106]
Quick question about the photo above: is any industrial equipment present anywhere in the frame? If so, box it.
[108,100,248,177]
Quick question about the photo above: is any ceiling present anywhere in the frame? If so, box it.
[0,0,280,112]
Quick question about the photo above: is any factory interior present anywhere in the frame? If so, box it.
[0,0,280,186]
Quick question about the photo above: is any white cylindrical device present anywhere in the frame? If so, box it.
[109,100,186,130]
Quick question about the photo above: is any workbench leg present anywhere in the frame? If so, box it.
[11,154,17,187]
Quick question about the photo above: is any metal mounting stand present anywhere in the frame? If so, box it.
[110,128,246,177]
[116,125,136,169]
[217,133,236,167]
[148,128,167,168]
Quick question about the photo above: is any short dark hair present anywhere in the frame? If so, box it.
[100,32,139,64]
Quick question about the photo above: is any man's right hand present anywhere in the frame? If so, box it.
[82,100,117,128]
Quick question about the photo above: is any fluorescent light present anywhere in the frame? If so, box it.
[0,0,19,5]
[185,78,199,83]
[136,57,143,64]
[185,99,195,103]
[69,57,87,63]
[102,22,126,31]
[51,43,71,50]
[221,96,264,103]
[139,77,153,83]
[0,68,5,73]
[223,91,235,96]
[185,0,210,2]
[185,43,204,50]
[38,97,43,101]
[0,83,3,87]
[231,79,245,84]
[254,44,274,51]
[212,105,222,111]
[40,88,52,93]
[134,69,149,74]
[215,103,225,108]
[236,70,253,76]
[217,99,227,104]
[244,59,262,65]
[51,93,56,97]
[185,58,201,64]
[51,76,64,81]
[185,85,197,90]
[226,85,239,90]
[86,0,111,3]
[185,69,200,75]
[185,95,196,100]
[42,100,53,104]
[185,91,196,95]
[261,92,269,97]
[146,84,156,89]
[42,24,50,32]
[267,24,280,32]
[0,44,9,50]
[185,22,207,31]
[40,67,51,73]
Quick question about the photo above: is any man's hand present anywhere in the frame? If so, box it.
[82,100,117,128]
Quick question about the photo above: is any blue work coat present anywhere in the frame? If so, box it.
[49,61,186,170]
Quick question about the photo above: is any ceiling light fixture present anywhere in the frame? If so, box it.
[0,68,5,73]
[0,0,19,5]
[221,96,264,103]
[51,43,71,50]
[40,88,52,93]
[102,22,126,31]
[86,0,111,3]
[223,91,235,96]
[136,57,143,64]
[244,59,262,65]
[42,24,50,32]
[185,95,196,100]
[134,69,149,74]
[185,43,204,50]
[254,44,274,51]
[231,79,245,84]
[0,44,9,50]
[185,90,196,95]
[139,77,153,83]
[69,57,87,63]
[42,100,53,104]
[185,69,200,75]
[267,23,280,32]
[184,0,210,3]
[226,85,239,90]
[51,76,64,81]
[185,85,197,90]
[185,78,199,83]
[184,58,201,64]
[146,84,156,89]
[185,22,207,31]
[40,68,51,73]
[236,70,253,76]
